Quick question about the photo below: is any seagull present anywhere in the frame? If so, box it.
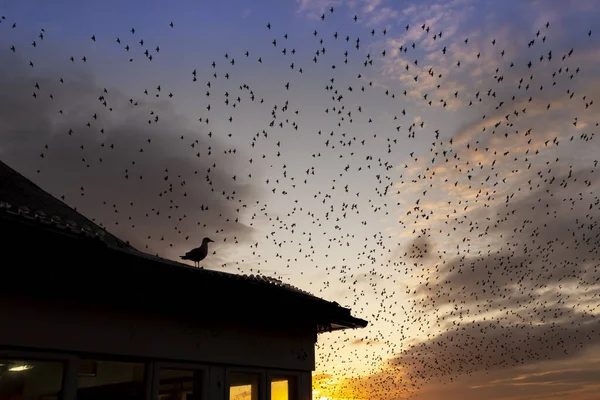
[180,237,214,267]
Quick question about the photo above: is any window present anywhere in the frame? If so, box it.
[157,369,203,400]
[0,359,64,400]
[229,372,260,400]
[76,360,145,400]
[270,376,296,400]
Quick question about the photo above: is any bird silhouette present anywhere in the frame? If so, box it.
[180,237,213,267]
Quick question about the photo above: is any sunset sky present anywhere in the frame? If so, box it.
[1,0,599,399]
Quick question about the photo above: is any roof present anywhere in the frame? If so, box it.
[0,159,367,333]
[0,159,134,251]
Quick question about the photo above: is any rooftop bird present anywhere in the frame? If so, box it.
[181,237,213,267]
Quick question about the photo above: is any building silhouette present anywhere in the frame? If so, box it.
[0,160,366,400]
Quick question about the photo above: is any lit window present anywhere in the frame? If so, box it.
[270,376,296,400]
[0,359,64,400]
[229,372,260,400]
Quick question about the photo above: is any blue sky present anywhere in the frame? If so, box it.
[1,0,600,399]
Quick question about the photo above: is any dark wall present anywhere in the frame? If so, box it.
[0,216,317,370]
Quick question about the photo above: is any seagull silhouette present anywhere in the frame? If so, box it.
[181,237,213,267]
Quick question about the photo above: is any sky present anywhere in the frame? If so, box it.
[1,0,599,399]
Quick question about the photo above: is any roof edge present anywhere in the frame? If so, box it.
[1,199,369,332]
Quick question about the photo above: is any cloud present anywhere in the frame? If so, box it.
[388,29,600,236]
[351,337,385,346]
[297,0,398,26]
[358,3,600,391]
[409,349,600,400]
[296,0,341,19]
[381,61,600,385]
[361,4,398,28]
[404,163,600,314]
[331,344,600,400]
[391,308,599,379]
[389,235,435,266]
[0,49,260,266]
[370,0,600,113]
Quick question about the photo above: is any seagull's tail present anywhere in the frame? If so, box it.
[180,255,189,260]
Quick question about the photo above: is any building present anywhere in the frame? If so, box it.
[0,160,367,400]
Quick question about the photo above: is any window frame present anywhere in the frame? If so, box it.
[74,356,153,400]
[266,370,301,400]
[225,366,266,400]
[0,349,305,400]
[0,348,78,400]
[150,361,209,400]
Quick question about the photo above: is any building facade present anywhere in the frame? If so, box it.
[0,160,367,400]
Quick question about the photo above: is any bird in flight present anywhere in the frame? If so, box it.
[180,237,214,267]
[4,5,599,395]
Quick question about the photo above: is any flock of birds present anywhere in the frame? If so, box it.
[2,5,599,399]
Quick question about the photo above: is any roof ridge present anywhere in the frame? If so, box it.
[115,247,320,299]
[0,159,136,250]
[0,200,109,238]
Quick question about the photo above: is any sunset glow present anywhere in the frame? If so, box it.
[1,0,599,398]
